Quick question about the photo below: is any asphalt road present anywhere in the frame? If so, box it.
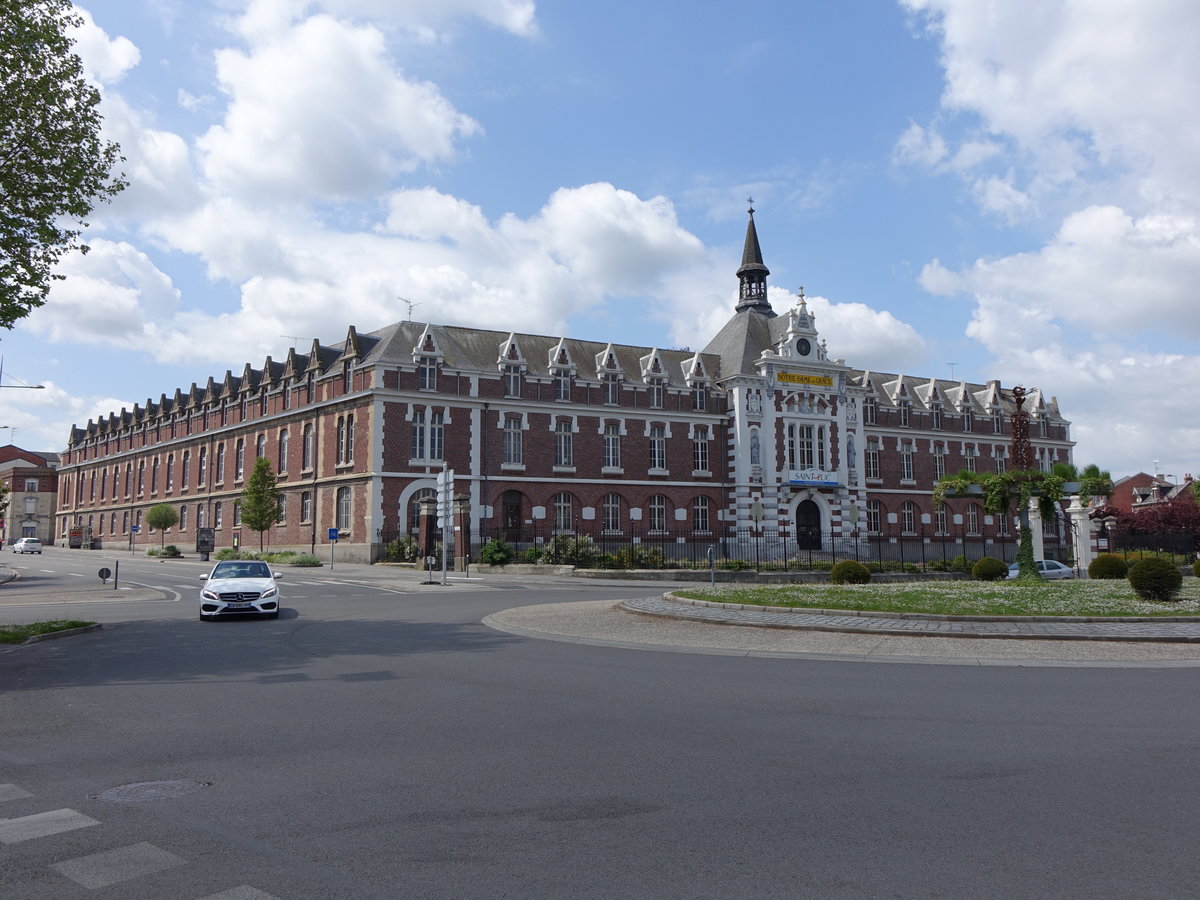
[2,549,1198,898]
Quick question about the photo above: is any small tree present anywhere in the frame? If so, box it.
[241,457,282,552]
[144,503,179,547]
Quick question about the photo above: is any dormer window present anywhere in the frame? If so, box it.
[898,401,911,427]
[991,409,1003,434]
[931,403,943,430]
[343,360,353,393]
[963,409,974,431]
[691,383,707,412]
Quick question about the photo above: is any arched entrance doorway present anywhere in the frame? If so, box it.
[796,498,821,550]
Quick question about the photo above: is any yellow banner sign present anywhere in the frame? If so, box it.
[777,372,833,387]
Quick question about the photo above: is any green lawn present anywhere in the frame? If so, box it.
[672,580,1200,618]
[0,621,96,644]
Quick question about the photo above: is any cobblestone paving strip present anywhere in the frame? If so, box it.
[622,596,1200,643]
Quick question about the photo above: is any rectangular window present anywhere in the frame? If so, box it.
[863,397,877,425]
[963,409,974,431]
[336,486,351,531]
[429,411,444,461]
[233,501,241,526]
[554,370,570,401]
[303,425,314,470]
[603,375,620,405]
[899,401,911,427]
[554,420,573,467]
[901,442,914,481]
[278,431,289,473]
[603,423,621,469]
[411,409,425,459]
[692,496,710,532]
[235,439,245,480]
[933,446,945,480]
[693,426,709,472]
[182,451,190,489]
[179,505,188,531]
[691,384,706,411]
[963,446,977,473]
[24,478,38,492]
[649,425,666,470]
[865,440,880,480]
[503,417,522,465]
[968,504,981,535]
[301,491,313,523]
[553,493,573,533]
[504,365,522,398]
[648,381,664,409]
[995,447,1007,475]
[419,359,438,390]
[935,503,947,534]
[214,501,223,528]
[931,404,943,430]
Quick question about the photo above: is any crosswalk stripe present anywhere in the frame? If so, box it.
[0,808,100,844]
[198,886,282,900]
[0,783,33,802]
[52,841,185,889]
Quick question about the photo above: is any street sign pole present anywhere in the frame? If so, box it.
[328,527,339,571]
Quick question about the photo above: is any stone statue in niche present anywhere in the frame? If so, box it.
[747,391,761,414]
[750,432,761,465]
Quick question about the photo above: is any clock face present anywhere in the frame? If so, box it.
[797,338,811,356]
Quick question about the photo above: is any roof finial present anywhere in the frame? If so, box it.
[747,196,755,215]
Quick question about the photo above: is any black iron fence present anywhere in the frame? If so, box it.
[380,522,1075,572]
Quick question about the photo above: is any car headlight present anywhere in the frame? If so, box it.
[201,589,218,600]
[261,587,277,599]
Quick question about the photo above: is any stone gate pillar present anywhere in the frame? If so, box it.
[1067,496,1094,576]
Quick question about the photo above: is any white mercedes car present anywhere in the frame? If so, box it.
[199,560,282,620]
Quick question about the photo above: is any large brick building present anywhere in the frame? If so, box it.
[1,445,60,545]
[56,211,1075,562]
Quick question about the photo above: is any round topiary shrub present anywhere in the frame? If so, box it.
[830,560,872,585]
[1127,557,1184,602]
[1088,553,1128,580]
[479,538,516,566]
[971,556,1008,581]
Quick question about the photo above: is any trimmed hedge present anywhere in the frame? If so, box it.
[971,557,1008,581]
[1088,553,1128,580]
[830,560,872,584]
[1193,559,1200,578]
[1127,557,1184,602]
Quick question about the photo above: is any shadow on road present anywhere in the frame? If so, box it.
[1,614,523,689]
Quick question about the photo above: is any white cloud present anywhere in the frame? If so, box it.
[71,7,140,83]
[892,121,947,168]
[197,14,480,202]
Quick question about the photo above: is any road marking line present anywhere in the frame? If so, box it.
[0,808,100,844]
[52,841,185,889]
[0,784,33,801]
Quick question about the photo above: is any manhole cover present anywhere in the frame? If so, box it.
[91,780,212,803]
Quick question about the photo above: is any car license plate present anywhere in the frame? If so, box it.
[224,602,253,609]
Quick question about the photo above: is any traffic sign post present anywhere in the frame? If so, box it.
[327,527,338,571]
[435,468,454,585]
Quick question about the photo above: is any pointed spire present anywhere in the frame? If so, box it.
[735,200,773,314]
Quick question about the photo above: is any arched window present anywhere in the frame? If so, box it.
[278,430,289,473]
[301,491,313,523]
[601,493,622,533]
[553,492,574,533]
[235,438,245,480]
[256,434,266,459]
[866,500,881,533]
[302,424,314,470]
[336,486,351,531]
[408,488,436,534]
[648,494,668,532]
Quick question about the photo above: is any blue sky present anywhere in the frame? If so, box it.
[4,0,1199,482]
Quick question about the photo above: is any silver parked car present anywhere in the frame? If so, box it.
[1007,559,1076,580]
[12,537,43,554]
[199,560,282,620]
